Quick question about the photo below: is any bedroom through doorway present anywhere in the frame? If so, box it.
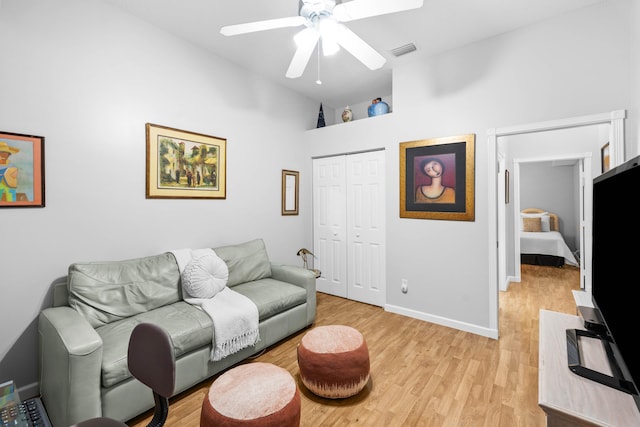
[487,109,626,338]
[510,155,590,292]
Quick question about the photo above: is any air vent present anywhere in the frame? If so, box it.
[390,43,417,57]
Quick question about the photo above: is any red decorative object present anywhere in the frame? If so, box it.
[297,325,370,398]
[201,362,300,427]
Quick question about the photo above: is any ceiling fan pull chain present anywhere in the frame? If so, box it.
[316,46,322,85]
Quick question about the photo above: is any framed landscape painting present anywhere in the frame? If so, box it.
[399,134,475,221]
[146,123,226,199]
[0,131,45,208]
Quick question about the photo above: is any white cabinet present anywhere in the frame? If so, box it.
[312,150,386,307]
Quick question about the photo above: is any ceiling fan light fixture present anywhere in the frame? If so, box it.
[322,38,339,56]
[294,27,318,47]
[319,18,340,55]
[222,0,424,79]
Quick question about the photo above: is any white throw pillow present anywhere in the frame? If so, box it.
[540,214,551,232]
[182,251,229,299]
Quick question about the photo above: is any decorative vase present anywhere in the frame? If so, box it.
[342,106,353,122]
[316,103,326,128]
[368,98,390,117]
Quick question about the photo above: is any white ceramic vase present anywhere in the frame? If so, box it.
[342,106,353,122]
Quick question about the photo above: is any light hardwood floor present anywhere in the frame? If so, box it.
[128,264,580,427]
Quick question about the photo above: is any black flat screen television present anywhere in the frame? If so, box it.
[586,154,640,409]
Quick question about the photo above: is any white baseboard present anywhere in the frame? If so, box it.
[500,275,519,291]
[384,304,499,339]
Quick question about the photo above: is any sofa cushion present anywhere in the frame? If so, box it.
[232,278,307,322]
[97,302,213,388]
[68,253,181,328]
[214,239,272,287]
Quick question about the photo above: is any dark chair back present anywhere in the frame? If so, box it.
[128,323,176,398]
[128,323,175,427]
[70,323,175,427]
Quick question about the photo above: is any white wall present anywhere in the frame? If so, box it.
[519,162,577,249]
[1,0,638,399]
[306,0,635,335]
[0,0,317,394]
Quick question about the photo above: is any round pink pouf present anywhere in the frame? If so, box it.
[297,325,370,398]
[201,362,301,427]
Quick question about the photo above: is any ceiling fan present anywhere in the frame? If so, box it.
[220,0,424,79]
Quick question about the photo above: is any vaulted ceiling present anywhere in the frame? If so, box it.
[104,0,606,109]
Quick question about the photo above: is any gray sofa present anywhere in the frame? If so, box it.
[37,239,316,427]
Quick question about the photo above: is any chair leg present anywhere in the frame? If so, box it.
[146,392,169,427]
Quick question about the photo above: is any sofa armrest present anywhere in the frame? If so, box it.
[38,306,104,427]
[270,264,316,325]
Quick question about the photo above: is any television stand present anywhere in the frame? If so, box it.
[538,310,640,426]
[566,328,636,394]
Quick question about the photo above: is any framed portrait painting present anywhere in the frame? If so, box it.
[0,131,45,208]
[399,134,475,221]
[146,123,226,199]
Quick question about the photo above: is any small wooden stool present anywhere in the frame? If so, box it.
[201,362,301,427]
[297,325,370,398]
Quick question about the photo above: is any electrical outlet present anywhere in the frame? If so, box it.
[401,279,408,294]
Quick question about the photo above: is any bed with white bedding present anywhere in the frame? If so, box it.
[519,208,578,267]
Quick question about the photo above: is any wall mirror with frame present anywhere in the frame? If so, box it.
[281,169,299,215]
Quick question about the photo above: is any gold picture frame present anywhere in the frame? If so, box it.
[400,134,475,221]
[146,123,226,199]
[281,169,299,215]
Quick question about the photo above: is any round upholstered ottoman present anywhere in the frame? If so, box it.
[200,362,301,427]
[297,325,370,398]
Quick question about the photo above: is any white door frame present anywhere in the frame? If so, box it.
[487,110,625,337]
[511,154,592,292]
[497,154,507,292]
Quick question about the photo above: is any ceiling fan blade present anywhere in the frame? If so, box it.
[334,24,386,70]
[220,16,306,36]
[286,28,320,78]
[333,0,424,22]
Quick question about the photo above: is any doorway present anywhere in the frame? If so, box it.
[510,155,591,293]
[487,110,626,337]
[312,149,386,307]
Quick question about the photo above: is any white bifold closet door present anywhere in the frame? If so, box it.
[312,150,386,307]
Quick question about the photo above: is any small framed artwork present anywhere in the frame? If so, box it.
[399,134,475,221]
[146,123,226,199]
[281,169,299,215]
[0,131,45,208]
[601,142,610,173]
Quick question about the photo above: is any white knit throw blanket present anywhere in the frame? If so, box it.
[170,248,260,362]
